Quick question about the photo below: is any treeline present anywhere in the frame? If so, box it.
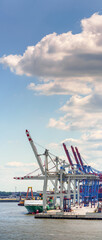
[0,191,24,197]
[0,191,12,197]
[0,191,39,197]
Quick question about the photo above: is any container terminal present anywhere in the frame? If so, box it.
[14,130,102,219]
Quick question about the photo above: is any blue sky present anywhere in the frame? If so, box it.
[0,0,102,192]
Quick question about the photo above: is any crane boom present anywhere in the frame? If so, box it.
[63,143,74,169]
[25,130,45,175]
[75,147,84,171]
[71,146,82,171]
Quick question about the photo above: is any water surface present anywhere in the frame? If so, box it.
[0,203,102,240]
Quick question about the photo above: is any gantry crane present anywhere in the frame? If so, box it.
[14,130,99,211]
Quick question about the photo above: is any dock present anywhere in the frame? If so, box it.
[35,213,102,220]
[35,207,102,220]
[35,214,102,220]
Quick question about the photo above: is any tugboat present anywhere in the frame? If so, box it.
[18,198,24,206]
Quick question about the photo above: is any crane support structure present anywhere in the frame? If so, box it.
[25,130,56,190]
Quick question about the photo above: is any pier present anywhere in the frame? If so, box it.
[35,213,102,220]
[35,209,102,220]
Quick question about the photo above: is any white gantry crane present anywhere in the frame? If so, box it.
[14,130,99,211]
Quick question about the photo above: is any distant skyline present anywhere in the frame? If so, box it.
[0,0,102,191]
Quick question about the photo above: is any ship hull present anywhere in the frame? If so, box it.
[25,205,43,214]
[24,199,53,214]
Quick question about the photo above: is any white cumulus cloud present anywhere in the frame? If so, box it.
[0,13,102,95]
[48,93,102,131]
[1,12,102,170]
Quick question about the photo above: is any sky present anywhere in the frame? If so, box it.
[0,0,102,192]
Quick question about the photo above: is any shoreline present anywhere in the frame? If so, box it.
[0,198,19,202]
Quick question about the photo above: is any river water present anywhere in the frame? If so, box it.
[0,202,102,240]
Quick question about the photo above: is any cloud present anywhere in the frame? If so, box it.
[58,134,102,170]
[27,79,92,95]
[1,13,102,95]
[47,89,102,170]
[47,90,102,170]
[48,93,102,131]
[0,12,102,170]
[82,131,102,142]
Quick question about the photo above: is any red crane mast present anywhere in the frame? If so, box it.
[63,143,74,169]
[75,147,84,171]
[71,146,82,171]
